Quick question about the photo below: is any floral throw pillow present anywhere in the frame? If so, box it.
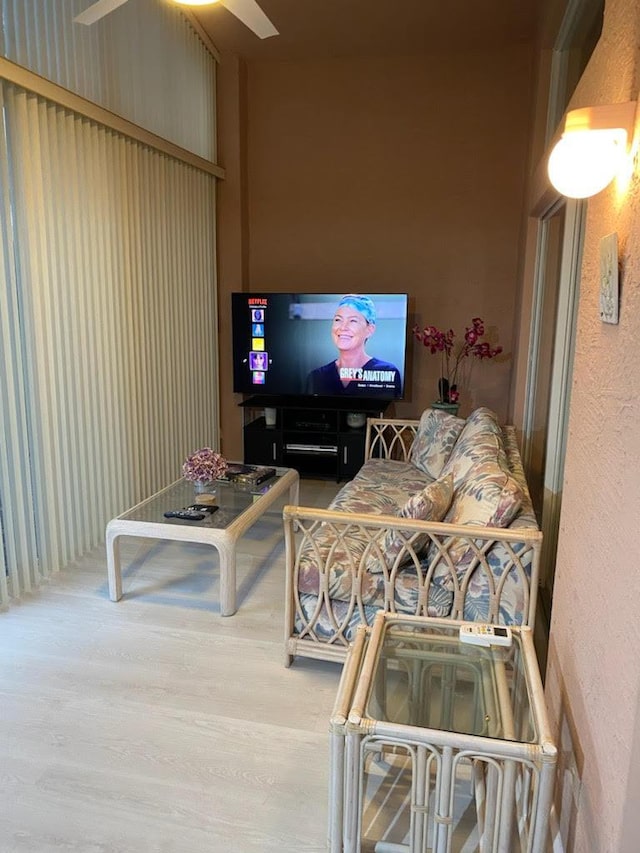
[367,473,454,573]
[409,408,465,479]
[434,470,524,577]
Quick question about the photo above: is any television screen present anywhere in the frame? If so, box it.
[232,292,409,400]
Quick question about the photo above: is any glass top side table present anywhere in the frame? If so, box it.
[329,612,557,853]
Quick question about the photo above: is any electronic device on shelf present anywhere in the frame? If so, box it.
[285,443,338,455]
[293,419,333,431]
[231,292,409,402]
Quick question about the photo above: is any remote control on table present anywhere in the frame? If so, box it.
[459,624,513,647]
[187,504,219,515]
[164,508,206,521]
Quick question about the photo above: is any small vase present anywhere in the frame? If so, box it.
[194,480,216,497]
[438,377,450,402]
[432,400,460,416]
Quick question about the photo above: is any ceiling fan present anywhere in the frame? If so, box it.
[74,0,279,39]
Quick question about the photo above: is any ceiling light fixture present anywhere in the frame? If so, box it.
[547,101,637,199]
[172,0,279,38]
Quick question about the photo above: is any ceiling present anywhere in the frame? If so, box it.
[192,0,539,62]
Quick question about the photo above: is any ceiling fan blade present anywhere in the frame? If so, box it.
[219,0,278,39]
[74,0,130,25]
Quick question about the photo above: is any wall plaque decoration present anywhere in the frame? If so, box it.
[600,232,619,324]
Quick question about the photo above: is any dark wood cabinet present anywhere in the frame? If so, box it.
[243,420,283,466]
[240,396,388,481]
[338,430,367,480]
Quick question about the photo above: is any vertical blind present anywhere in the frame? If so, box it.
[0,4,220,607]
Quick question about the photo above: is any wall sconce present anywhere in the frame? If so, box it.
[547,101,637,199]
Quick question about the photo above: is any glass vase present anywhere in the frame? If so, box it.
[194,480,216,497]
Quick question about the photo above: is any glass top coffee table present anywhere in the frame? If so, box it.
[106,466,299,616]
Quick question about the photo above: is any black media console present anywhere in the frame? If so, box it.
[240,396,389,481]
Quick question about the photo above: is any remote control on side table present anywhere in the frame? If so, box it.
[459,624,513,647]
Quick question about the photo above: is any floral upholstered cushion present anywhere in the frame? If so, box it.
[353,459,435,496]
[297,534,454,610]
[456,426,539,625]
[409,408,465,479]
[328,478,403,517]
[296,459,437,605]
[430,410,525,588]
[402,473,454,520]
[366,473,454,573]
[442,470,523,564]
[295,578,455,643]
[441,407,508,489]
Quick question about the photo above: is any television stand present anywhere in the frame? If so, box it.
[240,396,390,481]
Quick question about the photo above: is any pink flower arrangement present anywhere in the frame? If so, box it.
[182,447,227,483]
[413,317,502,403]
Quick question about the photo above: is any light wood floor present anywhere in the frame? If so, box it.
[1,478,343,853]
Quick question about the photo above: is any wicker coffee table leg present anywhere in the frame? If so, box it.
[217,537,237,617]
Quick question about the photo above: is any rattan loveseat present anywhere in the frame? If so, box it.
[283,407,541,666]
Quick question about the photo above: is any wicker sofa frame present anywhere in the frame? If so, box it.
[283,416,542,666]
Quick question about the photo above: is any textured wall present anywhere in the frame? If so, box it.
[543,0,640,848]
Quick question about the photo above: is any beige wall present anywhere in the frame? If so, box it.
[217,47,535,460]
[514,0,640,848]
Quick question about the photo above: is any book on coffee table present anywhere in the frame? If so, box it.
[217,464,254,481]
[235,465,277,485]
[218,464,276,485]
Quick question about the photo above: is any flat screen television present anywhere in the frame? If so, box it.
[232,292,409,401]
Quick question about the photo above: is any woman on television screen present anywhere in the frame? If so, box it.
[306,294,401,396]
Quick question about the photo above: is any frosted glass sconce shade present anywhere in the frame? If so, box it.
[547,102,637,199]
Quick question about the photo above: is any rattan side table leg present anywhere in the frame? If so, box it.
[343,729,361,853]
[328,729,345,853]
